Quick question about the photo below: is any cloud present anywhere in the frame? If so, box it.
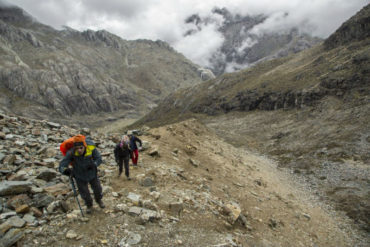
[242,0,369,37]
[174,22,225,67]
[6,0,369,68]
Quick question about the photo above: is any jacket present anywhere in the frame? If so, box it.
[59,141,102,182]
[129,135,142,151]
[114,143,131,160]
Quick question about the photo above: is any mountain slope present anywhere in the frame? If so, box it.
[134,4,370,232]
[0,5,204,124]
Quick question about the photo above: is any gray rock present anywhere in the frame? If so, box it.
[189,158,199,167]
[302,213,311,220]
[66,229,78,239]
[142,200,158,211]
[14,140,25,146]
[118,231,141,246]
[0,212,17,220]
[60,201,69,213]
[6,215,26,228]
[128,206,142,216]
[81,128,90,135]
[126,232,142,245]
[169,202,184,216]
[41,134,48,142]
[46,201,60,213]
[0,228,24,247]
[141,141,150,151]
[0,152,5,162]
[127,192,141,206]
[6,194,32,210]
[0,222,11,238]
[36,168,57,181]
[0,181,32,196]
[22,214,36,224]
[140,208,161,223]
[141,177,154,187]
[32,193,54,208]
[114,204,128,213]
[2,155,16,166]
[42,158,57,166]
[5,134,14,140]
[198,68,215,81]
[46,122,61,128]
[148,148,159,157]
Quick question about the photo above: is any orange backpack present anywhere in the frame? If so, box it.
[60,135,86,156]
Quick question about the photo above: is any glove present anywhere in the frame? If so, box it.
[63,168,72,176]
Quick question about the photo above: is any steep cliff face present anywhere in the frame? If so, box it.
[324,4,370,49]
[0,5,203,120]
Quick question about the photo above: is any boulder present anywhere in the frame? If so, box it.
[0,228,24,247]
[23,214,36,224]
[31,193,54,208]
[127,193,141,206]
[44,183,70,196]
[140,177,155,187]
[36,168,58,181]
[6,216,26,228]
[0,181,32,196]
[0,222,11,237]
[223,203,241,224]
[6,194,32,210]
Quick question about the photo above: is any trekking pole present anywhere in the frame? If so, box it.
[69,174,84,217]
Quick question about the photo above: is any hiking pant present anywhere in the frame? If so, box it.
[131,149,139,165]
[75,176,103,207]
[118,157,130,177]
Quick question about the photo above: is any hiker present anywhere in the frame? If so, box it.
[59,135,105,214]
[114,135,131,180]
[127,130,142,166]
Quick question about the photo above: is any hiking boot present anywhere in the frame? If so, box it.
[86,206,92,214]
[97,200,105,209]
[127,177,131,181]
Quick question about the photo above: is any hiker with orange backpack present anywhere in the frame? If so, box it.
[59,135,105,214]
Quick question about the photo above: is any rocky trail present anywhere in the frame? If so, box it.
[0,112,368,247]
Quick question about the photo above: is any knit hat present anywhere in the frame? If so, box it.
[73,134,87,147]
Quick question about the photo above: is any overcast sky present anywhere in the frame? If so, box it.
[2,0,368,67]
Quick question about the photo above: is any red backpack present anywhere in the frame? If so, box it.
[60,135,86,156]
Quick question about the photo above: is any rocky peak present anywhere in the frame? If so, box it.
[184,7,321,75]
[324,3,370,49]
[0,4,203,123]
[81,29,122,49]
[0,5,34,24]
